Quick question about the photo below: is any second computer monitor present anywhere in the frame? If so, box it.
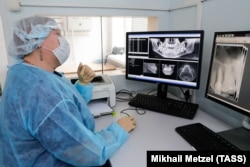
[205,31,250,117]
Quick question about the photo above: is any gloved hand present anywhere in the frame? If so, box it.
[117,116,136,133]
[77,63,96,85]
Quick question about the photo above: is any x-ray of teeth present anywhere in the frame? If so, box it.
[162,64,175,75]
[143,63,158,74]
[209,45,247,101]
[150,38,197,58]
[178,64,196,82]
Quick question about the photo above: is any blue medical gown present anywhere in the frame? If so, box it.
[0,62,129,167]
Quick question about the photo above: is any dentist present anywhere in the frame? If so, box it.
[0,16,136,167]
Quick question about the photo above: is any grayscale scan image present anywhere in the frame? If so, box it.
[150,37,199,59]
[209,45,247,102]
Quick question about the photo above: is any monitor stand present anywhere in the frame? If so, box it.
[157,83,168,99]
[217,116,250,150]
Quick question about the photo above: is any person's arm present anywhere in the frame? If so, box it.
[33,100,130,166]
[77,63,95,85]
[74,63,96,103]
[74,81,93,103]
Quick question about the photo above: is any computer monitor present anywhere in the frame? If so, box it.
[125,30,204,99]
[205,31,250,150]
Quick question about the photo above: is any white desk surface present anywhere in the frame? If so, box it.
[95,100,233,167]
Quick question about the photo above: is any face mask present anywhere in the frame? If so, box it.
[42,37,70,64]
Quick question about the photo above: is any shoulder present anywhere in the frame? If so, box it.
[7,63,62,96]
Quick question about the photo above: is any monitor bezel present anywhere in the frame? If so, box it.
[125,30,205,89]
[205,30,250,117]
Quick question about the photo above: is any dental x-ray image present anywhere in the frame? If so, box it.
[160,61,177,80]
[177,62,197,82]
[143,60,159,77]
[149,37,200,59]
[162,64,175,75]
[143,63,158,74]
[209,45,247,102]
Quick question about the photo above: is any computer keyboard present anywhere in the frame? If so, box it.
[128,93,198,119]
[175,123,241,151]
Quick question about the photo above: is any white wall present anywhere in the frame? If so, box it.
[0,15,8,88]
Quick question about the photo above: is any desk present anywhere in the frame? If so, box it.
[94,100,233,167]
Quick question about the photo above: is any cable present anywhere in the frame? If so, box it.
[115,89,153,117]
[116,89,136,102]
[119,107,147,117]
[179,87,191,103]
[115,89,147,116]
[146,89,157,95]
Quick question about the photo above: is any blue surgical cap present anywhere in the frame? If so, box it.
[8,16,59,59]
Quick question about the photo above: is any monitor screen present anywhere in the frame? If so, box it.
[205,31,250,117]
[125,30,204,90]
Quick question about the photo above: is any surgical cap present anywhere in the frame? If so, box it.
[8,16,60,59]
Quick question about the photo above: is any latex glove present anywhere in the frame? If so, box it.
[77,63,96,85]
[117,116,136,133]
